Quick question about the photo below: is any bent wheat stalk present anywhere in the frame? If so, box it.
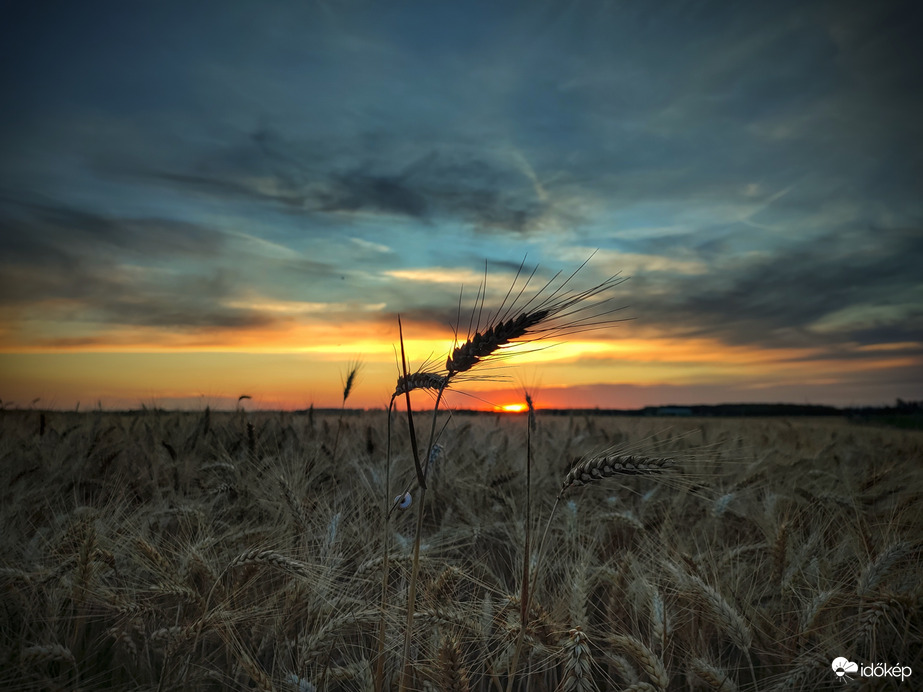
[505,392,537,692]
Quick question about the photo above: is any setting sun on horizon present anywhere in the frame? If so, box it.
[496,403,529,413]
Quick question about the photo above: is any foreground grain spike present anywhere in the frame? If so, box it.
[663,561,752,654]
[394,371,449,396]
[558,627,598,692]
[608,634,669,691]
[226,549,312,580]
[21,643,76,667]
[437,635,471,692]
[689,657,739,692]
[342,359,363,403]
[445,256,628,378]
[446,309,550,375]
[562,454,676,492]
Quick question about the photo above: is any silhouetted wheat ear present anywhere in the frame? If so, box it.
[394,372,448,396]
[342,359,362,402]
[562,454,676,491]
[446,309,550,375]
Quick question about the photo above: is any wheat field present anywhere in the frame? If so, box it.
[1,408,920,691]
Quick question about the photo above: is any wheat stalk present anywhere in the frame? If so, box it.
[136,537,175,577]
[327,661,374,691]
[606,653,641,686]
[648,586,669,652]
[278,476,310,534]
[799,588,835,635]
[299,609,381,663]
[395,257,626,692]
[663,561,758,690]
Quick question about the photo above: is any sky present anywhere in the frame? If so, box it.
[1,0,921,411]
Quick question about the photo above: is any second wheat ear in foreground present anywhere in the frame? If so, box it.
[562,453,677,492]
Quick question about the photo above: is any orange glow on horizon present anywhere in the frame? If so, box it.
[3,311,920,410]
[496,403,528,413]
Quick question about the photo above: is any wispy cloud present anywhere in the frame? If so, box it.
[383,267,486,285]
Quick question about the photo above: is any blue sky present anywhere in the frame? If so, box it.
[1,0,921,409]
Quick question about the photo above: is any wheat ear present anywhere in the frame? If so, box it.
[436,635,471,692]
[664,561,758,690]
[857,540,910,596]
[446,309,551,375]
[563,454,676,492]
[558,627,598,692]
[689,657,738,692]
[394,371,449,396]
[608,634,669,691]
[227,548,312,580]
[446,255,627,377]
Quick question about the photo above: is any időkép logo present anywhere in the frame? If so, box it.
[832,657,912,683]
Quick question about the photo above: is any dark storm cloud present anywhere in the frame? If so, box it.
[0,200,283,330]
[318,165,544,233]
[0,197,225,263]
[130,132,549,233]
[779,341,923,364]
[632,225,923,349]
[0,194,413,337]
[318,169,428,218]
[7,0,921,239]
[151,171,312,209]
[0,257,278,331]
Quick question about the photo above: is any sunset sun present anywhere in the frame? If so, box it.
[497,403,528,413]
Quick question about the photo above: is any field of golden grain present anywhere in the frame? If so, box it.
[1,409,920,691]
